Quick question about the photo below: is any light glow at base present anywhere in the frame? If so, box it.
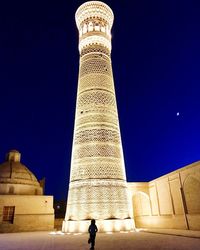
[49,232,56,235]
[135,228,145,232]
[49,231,65,235]
[62,218,134,233]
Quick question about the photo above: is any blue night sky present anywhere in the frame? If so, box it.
[0,0,200,200]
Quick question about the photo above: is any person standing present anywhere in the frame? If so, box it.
[88,219,98,250]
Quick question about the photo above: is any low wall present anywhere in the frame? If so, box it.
[134,215,187,229]
[0,195,54,233]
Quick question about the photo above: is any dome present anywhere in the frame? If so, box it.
[0,150,43,195]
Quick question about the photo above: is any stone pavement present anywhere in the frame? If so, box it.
[140,228,200,238]
[0,230,200,250]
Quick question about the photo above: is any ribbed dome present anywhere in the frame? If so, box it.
[0,150,43,195]
[0,161,39,185]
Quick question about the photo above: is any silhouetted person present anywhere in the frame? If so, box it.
[88,219,98,250]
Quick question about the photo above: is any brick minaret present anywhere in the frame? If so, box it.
[63,1,134,233]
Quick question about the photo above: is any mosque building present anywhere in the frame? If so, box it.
[128,161,200,231]
[0,150,54,233]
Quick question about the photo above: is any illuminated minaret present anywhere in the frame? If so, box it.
[63,1,134,232]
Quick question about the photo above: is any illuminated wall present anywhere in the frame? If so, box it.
[0,150,54,233]
[63,1,133,232]
[128,161,200,230]
[0,195,54,233]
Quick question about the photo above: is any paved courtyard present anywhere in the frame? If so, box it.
[0,231,200,250]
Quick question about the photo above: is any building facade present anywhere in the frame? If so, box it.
[0,150,54,233]
[128,161,200,230]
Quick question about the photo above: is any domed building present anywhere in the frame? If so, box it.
[0,150,43,195]
[0,150,54,233]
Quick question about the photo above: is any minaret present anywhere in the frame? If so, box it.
[63,1,134,233]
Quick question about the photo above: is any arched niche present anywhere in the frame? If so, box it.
[183,175,200,214]
[83,24,87,34]
[101,25,106,33]
[132,191,151,217]
[94,23,100,31]
[88,22,93,32]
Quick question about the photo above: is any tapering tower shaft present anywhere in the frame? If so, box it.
[63,1,133,232]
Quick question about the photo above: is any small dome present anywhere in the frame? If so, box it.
[0,150,43,195]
